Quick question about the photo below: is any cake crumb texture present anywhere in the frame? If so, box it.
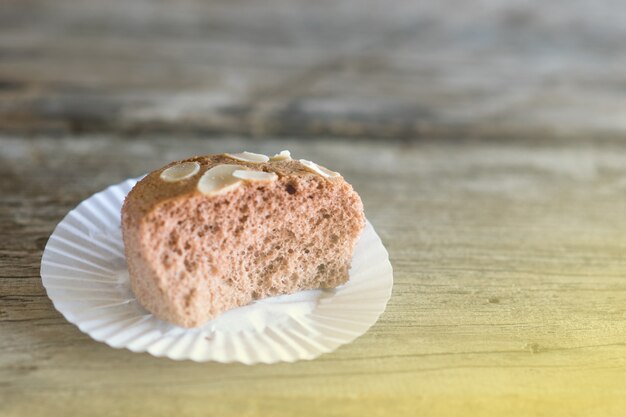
[122,153,365,328]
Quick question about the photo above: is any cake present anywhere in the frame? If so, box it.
[121,151,365,328]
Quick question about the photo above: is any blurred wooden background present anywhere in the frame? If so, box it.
[2,1,626,417]
[2,0,626,138]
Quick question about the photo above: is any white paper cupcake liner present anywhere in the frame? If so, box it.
[40,177,393,363]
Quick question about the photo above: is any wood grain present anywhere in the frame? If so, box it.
[2,0,626,138]
[3,0,626,414]
[2,135,626,416]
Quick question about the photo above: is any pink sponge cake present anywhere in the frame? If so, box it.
[121,151,365,328]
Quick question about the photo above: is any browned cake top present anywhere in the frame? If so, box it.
[124,151,347,222]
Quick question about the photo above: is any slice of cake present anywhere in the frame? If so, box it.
[121,151,365,328]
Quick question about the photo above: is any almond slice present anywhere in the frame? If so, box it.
[298,159,340,179]
[225,151,269,163]
[270,150,292,161]
[160,161,201,182]
[233,170,278,182]
[197,164,246,195]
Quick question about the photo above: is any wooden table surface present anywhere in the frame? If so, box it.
[3,1,626,416]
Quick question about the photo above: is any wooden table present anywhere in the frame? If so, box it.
[2,1,626,416]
